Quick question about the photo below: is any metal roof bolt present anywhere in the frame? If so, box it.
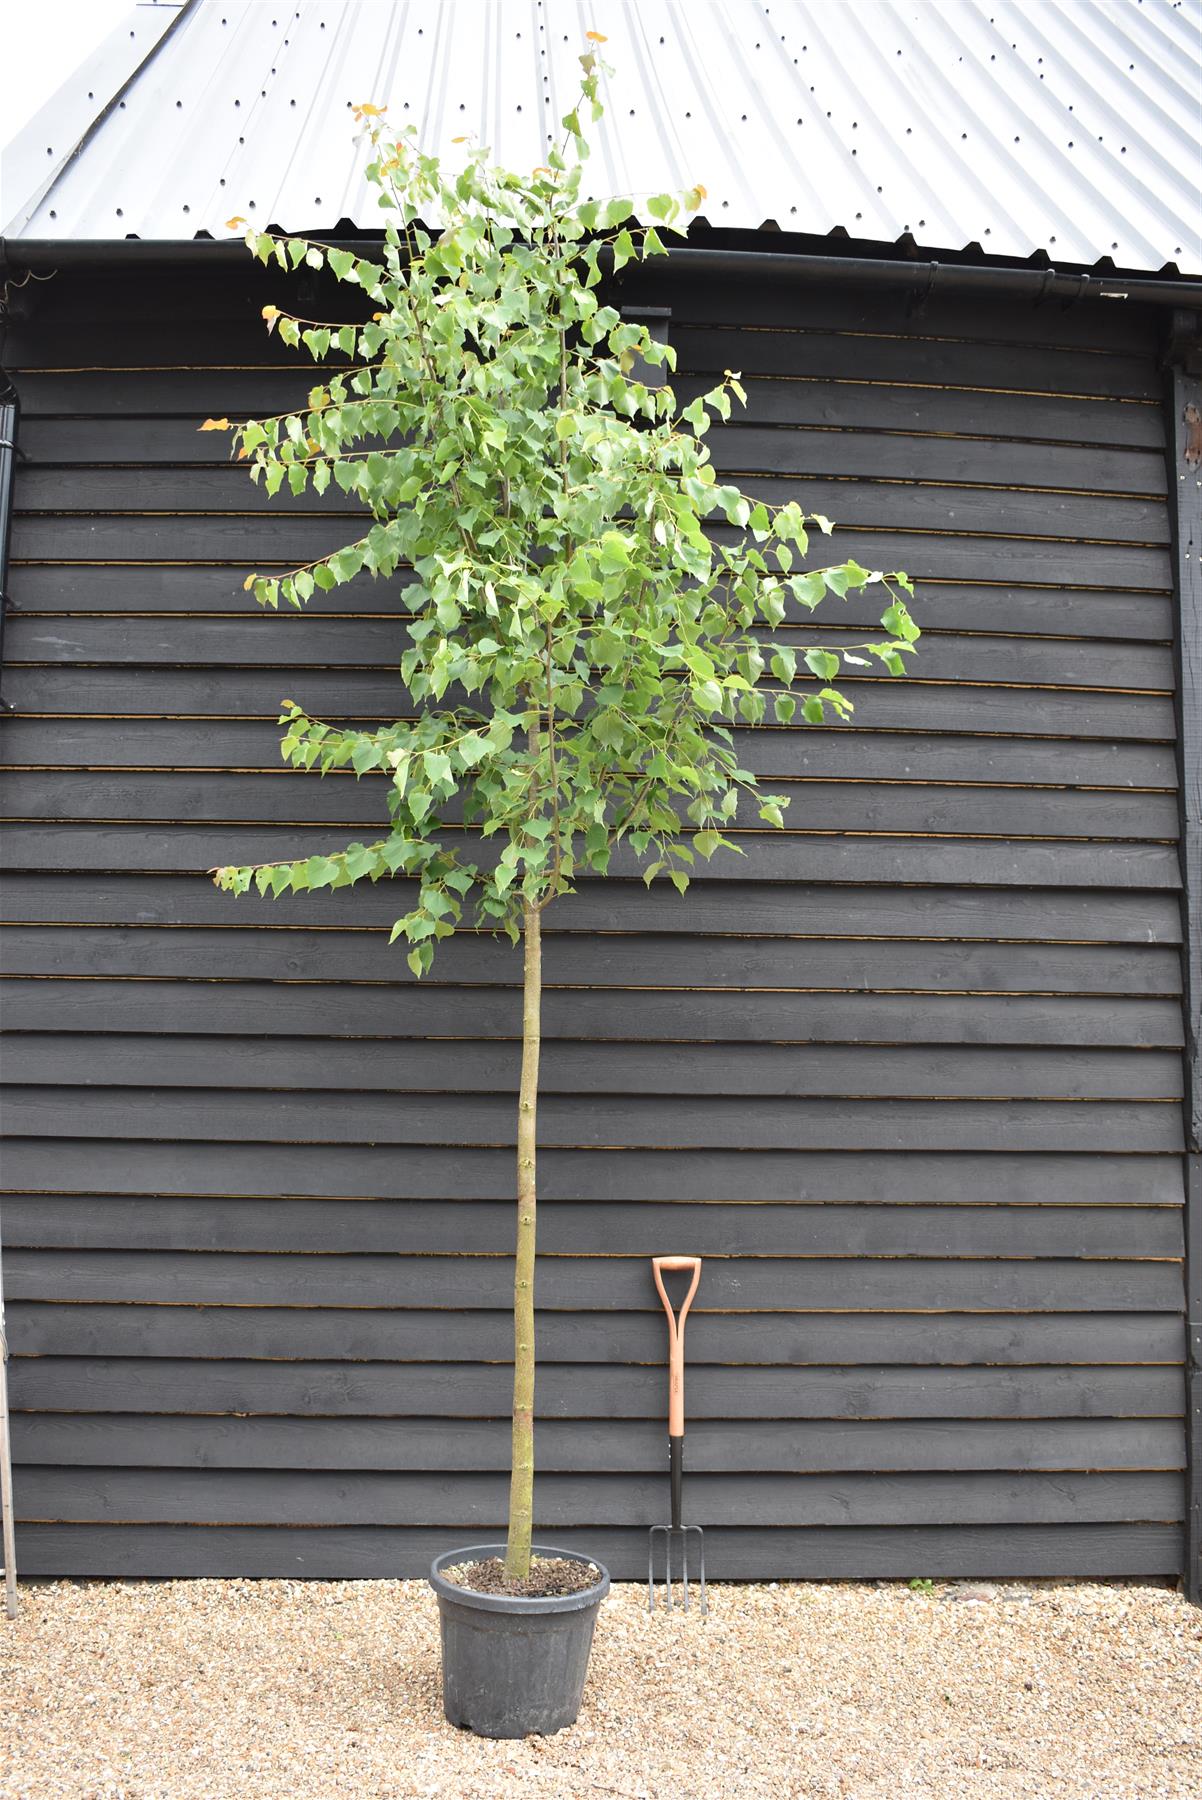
[46,146,52,155]
[116,207,124,216]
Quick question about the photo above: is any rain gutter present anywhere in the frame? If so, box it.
[1,238,1200,311]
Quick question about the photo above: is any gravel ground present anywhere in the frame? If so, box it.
[3,1577,1201,1799]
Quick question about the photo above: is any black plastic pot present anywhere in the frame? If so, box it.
[429,1543,611,1738]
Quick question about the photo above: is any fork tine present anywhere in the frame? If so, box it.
[648,1524,706,1614]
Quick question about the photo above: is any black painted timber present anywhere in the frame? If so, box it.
[0,263,1191,1585]
[1165,322,1202,1604]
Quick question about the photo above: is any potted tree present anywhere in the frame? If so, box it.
[210,44,919,1738]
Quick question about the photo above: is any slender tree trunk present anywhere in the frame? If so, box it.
[504,898,541,1579]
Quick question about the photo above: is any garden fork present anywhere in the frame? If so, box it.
[647,1255,706,1614]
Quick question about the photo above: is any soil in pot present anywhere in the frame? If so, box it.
[439,1555,600,1599]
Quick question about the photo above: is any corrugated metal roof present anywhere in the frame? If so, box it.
[5,0,1200,273]
[1,3,184,239]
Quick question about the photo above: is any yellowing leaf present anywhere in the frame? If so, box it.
[451,136,469,144]
[225,215,247,230]
[586,30,608,40]
[354,101,385,116]
[198,417,230,432]
[243,573,257,591]
[236,446,250,460]
[262,305,280,321]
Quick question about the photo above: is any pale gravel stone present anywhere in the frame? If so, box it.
[1,1578,1200,1799]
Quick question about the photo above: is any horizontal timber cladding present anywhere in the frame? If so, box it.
[0,261,1190,1583]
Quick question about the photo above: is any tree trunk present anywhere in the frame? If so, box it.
[504,898,541,1579]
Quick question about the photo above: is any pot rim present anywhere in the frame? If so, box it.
[429,1543,611,1615]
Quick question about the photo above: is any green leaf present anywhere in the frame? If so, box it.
[598,531,631,572]
[456,732,489,767]
[788,572,826,610]
[612,228,635,272]
[804,649,841,681]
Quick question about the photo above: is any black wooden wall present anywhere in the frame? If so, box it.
[0,258,1191,1580]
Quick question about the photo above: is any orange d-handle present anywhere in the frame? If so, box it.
[651,1256,702,1438]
